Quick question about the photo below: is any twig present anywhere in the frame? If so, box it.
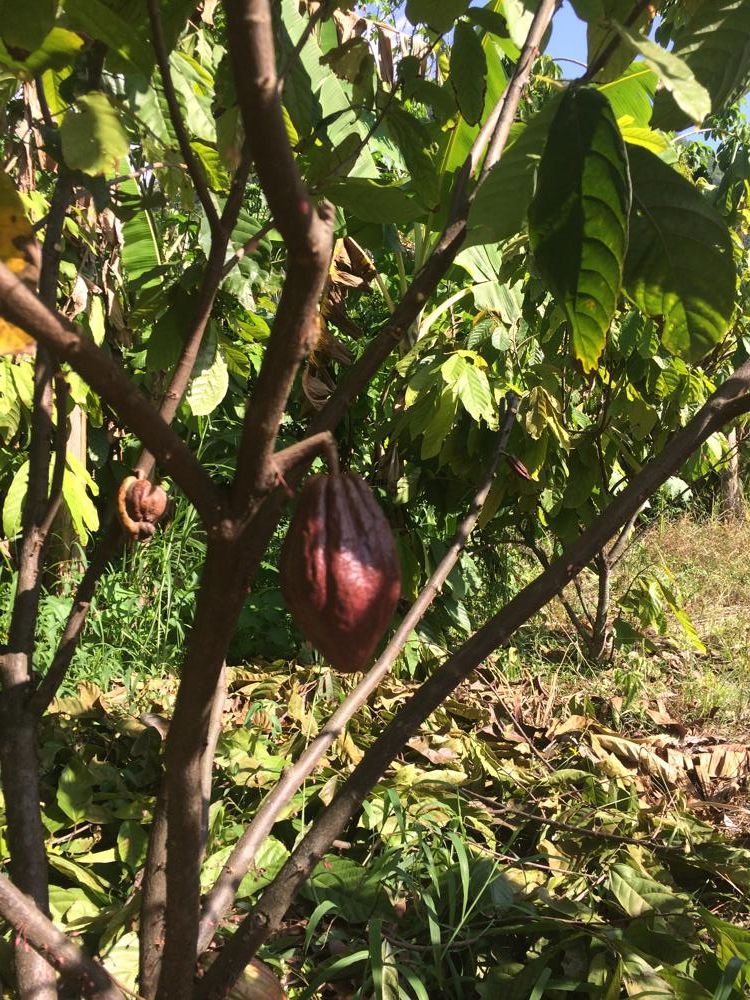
[194,358,750,999]
[197,396,520,951]
[146,0,221,237]
[481,0,562,177]
[0,163,74,1000]
[38,374,69,538]
[227,0,335,505]
[0,873,123,999]
[580,0,653,84]
[0,262,223,526]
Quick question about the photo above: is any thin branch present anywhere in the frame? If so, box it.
[220,215,274,278]
[146,0,221,237]
[227,0,335,504]
[608,502,646,566]
[277,0,332,89]
[38,374,69,538]
[195,359,750,998]
[0,163,74,1000]
[29,150,253,720]
[579,0,653,83]
[0,262,223,526]
[197,396,520,951]
[0,873,123,999]
[481,0,562,177]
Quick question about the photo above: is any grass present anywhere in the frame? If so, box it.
[3,509,750,996]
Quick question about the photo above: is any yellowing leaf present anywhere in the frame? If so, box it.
[0,173,38,355]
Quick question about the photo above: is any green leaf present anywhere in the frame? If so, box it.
[0,0,55,52]
[612,22,711,123]
[528,86,631,372]
[406,0,470,33]
[503,0,540,49]
[587,0,652,83]
[450,21,487,126]
[599,64,658,125]
[280,0,377,178]
[609,863,685,917]
[384,107,441,208]
[61,92,129,176]
[467,94,562,246]
[2,460,28,539]
[624,144,736,362]
[306,856,394,924]
[56,758,94,823]
[321,177,426,224]
[186,324,229,417]
[65,0,152,77]
[652,1,750,131]
[63,452,100,544]
[456,364,494,423]
[117,821,148,872]
[0,28,85,79]
[422,388,459,459]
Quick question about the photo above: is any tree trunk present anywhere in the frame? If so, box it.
[720,426,745,520]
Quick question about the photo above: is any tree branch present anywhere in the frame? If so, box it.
[481,0,561,177]
[195,361,750,998]
[146,0,222,237]
[197,395,520,951]
[0,263,224,526]
[226,0,335,504]
[0,873,123,999]
[0,165,74,1000]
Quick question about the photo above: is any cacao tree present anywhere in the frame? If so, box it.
[0,0,750,997]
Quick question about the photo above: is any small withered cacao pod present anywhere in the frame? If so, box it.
[280,473,401,672]
[117,475,169,542]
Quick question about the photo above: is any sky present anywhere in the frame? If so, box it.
[547,1,588,68]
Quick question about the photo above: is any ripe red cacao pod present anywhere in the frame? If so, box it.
[280,473,401,672]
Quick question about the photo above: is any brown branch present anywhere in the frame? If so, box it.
[580,0,653,83]
[197,395,520,952]
[0,263,223,525]
[0,166,74,1000]
[195,361,750,998]
[226,0,335,504]
[28,151,253,720]
[0,872,123,999]
[38,373,69,539]
[481,0,562,178]
[146,0,221,237]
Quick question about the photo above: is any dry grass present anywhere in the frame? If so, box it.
[524,514,750,737]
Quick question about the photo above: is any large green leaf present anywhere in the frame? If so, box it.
[652,1,750,130]
[528,86,631,372]
[64,0,152,77]
[186,323,229,417]
[598,64,658,125]
[406,0,470,33]
[321,177,426,224]
[60,92,129,176]
[587,0,652,83]
[466,94,561,246]
[0,0,55,52]
[2,460,28,539]
[450,21,487,126]
[613,23,711,123]
[623,144,736,362]
[280,0,376,178]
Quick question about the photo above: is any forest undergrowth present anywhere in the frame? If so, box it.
[3,509,750,997]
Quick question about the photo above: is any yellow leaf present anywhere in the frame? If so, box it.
[0,172,39,356]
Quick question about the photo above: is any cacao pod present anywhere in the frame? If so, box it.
[117,474,168,542]
[280,473,401,672]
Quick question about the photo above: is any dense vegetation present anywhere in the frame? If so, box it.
[2,0,750,997]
